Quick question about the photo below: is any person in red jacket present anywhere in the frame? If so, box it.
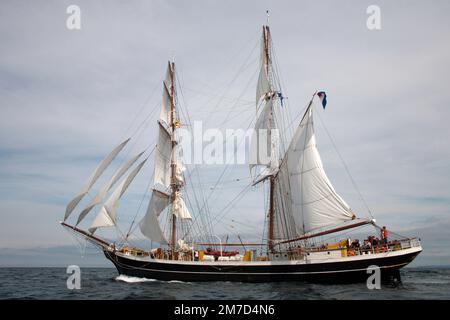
[381,226,389,244]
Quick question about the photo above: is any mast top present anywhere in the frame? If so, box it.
[266,10,270,25]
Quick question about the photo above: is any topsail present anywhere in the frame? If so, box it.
[256,26,272,105]
[154,121,172,188]
[250,98,279,175]
[250,26,279,179]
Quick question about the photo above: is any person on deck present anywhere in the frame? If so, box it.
[372,237,380,247]
[362,240,372,253]
[351,239,360,249]
[381,226,389,244]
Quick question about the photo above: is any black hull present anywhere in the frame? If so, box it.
[104,249,420,283]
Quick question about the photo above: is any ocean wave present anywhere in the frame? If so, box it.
[168,280,191,284]
[115,274,158,283]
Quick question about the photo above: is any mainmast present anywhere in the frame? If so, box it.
[268,176,275,251]
[250,25,278,252]
[263,26,270,82]
[263,25,275,252]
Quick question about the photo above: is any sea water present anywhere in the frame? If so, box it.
[0,267,449,299]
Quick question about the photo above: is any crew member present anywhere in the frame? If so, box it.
[381,226,389,244]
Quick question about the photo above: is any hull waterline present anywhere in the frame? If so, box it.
[104,248,421,283]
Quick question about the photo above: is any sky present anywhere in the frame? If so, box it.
[0,0,449,267]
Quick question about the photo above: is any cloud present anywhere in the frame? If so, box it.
[0,0,449,266]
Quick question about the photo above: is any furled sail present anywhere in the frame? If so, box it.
[164,62,174,94]
[64,138,130,221]
[174,163,185,186]
[89,158,148,233]
[139,190,170,244]
[177,239,193,251]
[172,192,192,219]
[76,151,145,225]
[275,104,355,237]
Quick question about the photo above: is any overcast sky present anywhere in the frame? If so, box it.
[0,0,449,266]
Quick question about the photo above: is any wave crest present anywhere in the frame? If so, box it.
[115,274,157,283]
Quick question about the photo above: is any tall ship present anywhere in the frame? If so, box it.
[61,22,422,283]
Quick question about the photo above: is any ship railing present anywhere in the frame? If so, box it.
[359,238,421,255]
[314,237,421,257]
[399,237,421,250]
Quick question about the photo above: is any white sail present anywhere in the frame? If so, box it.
[250,27,279,181]
[160,81,172,127]
[89,206,114,233]
[76,151,145,225]
[139,189,170,244]
[89,158,148,233]
[172,192,192,219]
[256,62,270,104]
[275,104,355,236]
[154,122,172,188]
[64,138,130,221]
[256,27,271,105]
[139,61,190,245]
[250,98,279,175]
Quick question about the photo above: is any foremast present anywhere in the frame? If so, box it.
[164,61,188,257]
[138,60,192,257]
[168,61,179,257]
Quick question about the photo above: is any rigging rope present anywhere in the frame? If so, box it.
[119,80,161,142]
[314,107,375,219]
[175,69,216,241]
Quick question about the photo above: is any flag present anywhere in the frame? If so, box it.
[317,91,327,109]
[277,92,284,107]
